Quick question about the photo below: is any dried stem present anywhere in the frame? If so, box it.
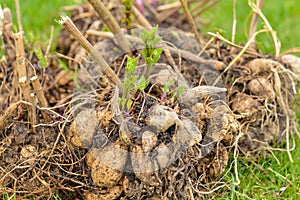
[191,0,209,13]
[30,93,37,133]
[156,8,178,24]
[14,0,23,32]
[211,29,270,86]
[2,8,15,61]
[58,16,123,92]
[179,0,202,45]
[249,0,280,56]
[0,102,21,131]
[30,76,51,123]
[157,0,195,11]
[249,0,264,49]
[231,0,237,45]
[13,32,26,81]
[13,32,36,127]
[87,0,131,52]
[87,30,225,71]
[191,0,220,17]
[132,5,152,28]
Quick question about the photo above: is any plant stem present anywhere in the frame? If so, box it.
[132,5,152,27]
[14,0,23,32]
[249,0,264,49]
[87,31,226,71]
[87,0,131,52]
[0,102,21,131]
[179,0,202,45]
[59,16,123,92]
[14,32,36,128]
[30,75,51,123]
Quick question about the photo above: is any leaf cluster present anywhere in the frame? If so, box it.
[35,48,48,69]
[140,26,163,77]
[120,26,165,111]
[121,0,134,29]
[121,56,149,110]
[162,80,186,101]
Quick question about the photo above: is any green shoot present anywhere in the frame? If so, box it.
[121,0,134,30]
[136,75,149,91]
[140,25,163,78]
[35,48,48,69]
[161,80,186,102]
[119,26,165,111]
[162,80,173,94]
[172,85,185,100]
[121,56,139,110]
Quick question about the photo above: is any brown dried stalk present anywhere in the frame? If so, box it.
[58,16,123,91]
[191,0,209,13]
[87,0,131,52]
[191,0,220,18]
[156,0,196,11]
[2,8,15,62]
[249,0,264,49]
[13,32,36,127]
[155,0,196,23]
[30,76,51,123]
[179,0,202,45]
[15,0,23,32]
[0,101,21,131]
[132,5,151,28]
[249,1,280,56]
[87,31,225,71]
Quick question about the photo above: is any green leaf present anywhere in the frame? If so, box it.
[137,75,149,91]
[121,0,133,7]
[173,85,186,99]
[35,48,48,69]
[125,56,138,75]
[140,25,160,48]
[124,76,137,91]
[177,86,185,96]
[140,29,148,43]
[126,99,133,109]
[141,49,148,60]
[151,36,161,47]
[152,48,163,63]
[120,97,127,110]
[162,80,173,93]
[145,57,153,64]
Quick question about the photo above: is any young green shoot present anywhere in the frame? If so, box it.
[140,25,163,79]
[161,80,186,102]
[121,56,138,110]
[161,80,173,101]
[121,56,149,111]
[121,0,134,30]
[35,47,48,69]
[119,26,163,111]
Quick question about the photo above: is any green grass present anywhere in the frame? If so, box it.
[2,0,79,46]
[217,138,300,199]
[1,0,299,199]
[3,0,300,53]
[201,0,300,54]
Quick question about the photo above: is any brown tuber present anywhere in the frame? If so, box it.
[231,93,259,115]
[247,77,275,99]
[69,109,98,148]
[246,58,279,74]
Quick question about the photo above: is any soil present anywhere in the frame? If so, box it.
[0,1,299,199]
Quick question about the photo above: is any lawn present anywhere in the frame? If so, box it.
[1,0,299,199]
